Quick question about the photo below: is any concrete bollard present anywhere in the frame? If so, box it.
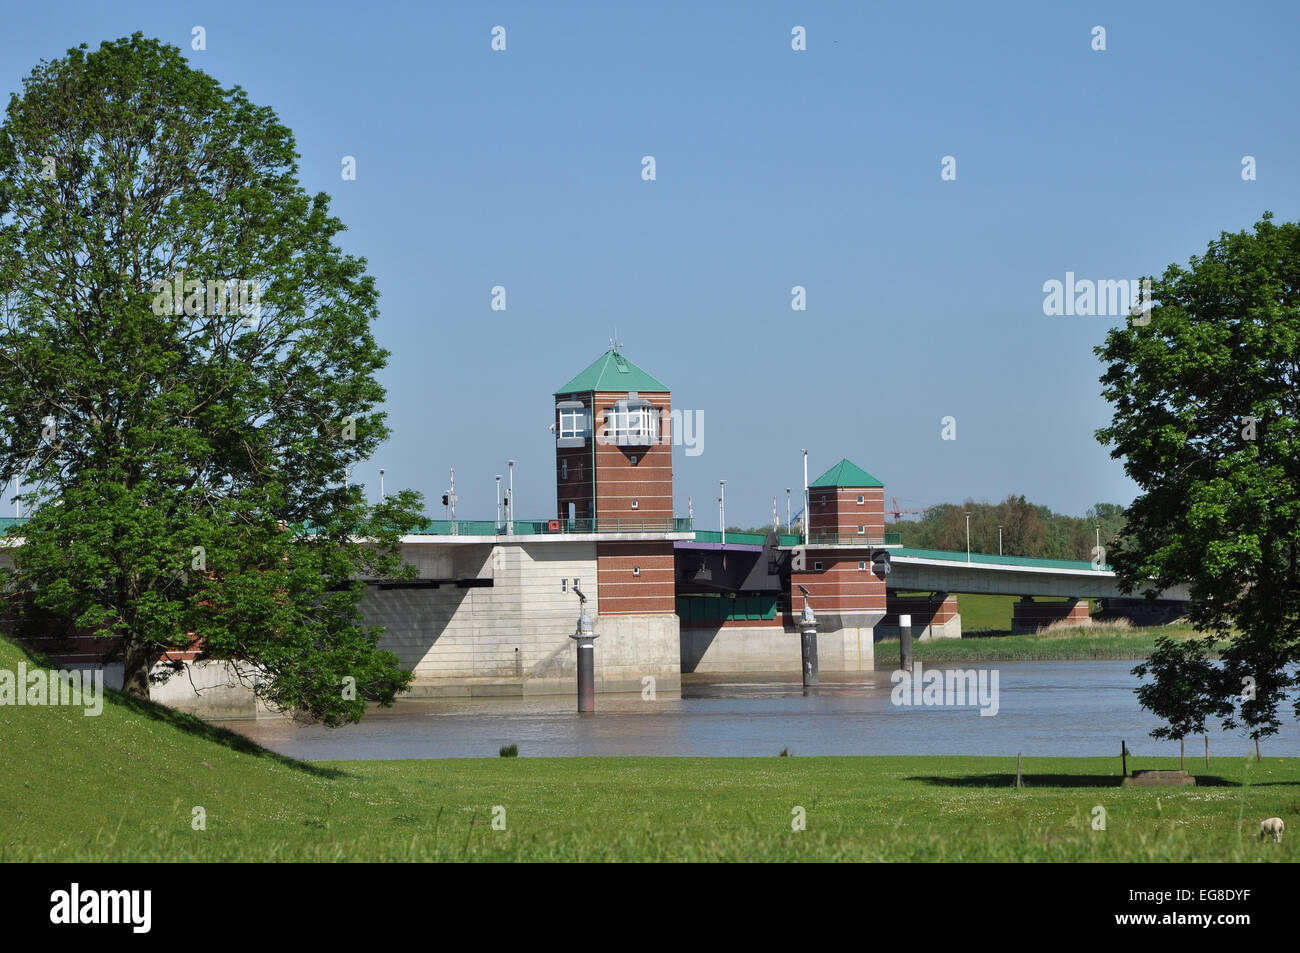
[900,613,913,671]
[800,602,819,688]
[570,594,598,712]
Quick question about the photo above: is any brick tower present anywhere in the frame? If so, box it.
[790,458,889,639]
[554,347,678,620]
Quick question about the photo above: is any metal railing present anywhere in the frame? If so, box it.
[411,517,694,536]
[801,531,903,547]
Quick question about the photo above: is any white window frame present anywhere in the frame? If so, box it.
[603,405,659,444]
[558,408,589,440]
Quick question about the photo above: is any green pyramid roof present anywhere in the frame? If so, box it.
[554,349,669,395]
[810,458,884,489]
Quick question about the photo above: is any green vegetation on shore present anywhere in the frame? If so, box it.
[876,623,1225,664]
[1,635,1292,862]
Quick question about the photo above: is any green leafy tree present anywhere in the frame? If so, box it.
[0,34,424,725]
[1097,212,1300,752]
[1132,636,1226,769]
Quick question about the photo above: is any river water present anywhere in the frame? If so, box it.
[209,661,1300,761]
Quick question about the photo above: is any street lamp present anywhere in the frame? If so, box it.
[786,488,791,532]
[719,480,726,545]
[507,460,515,534]
[379,468,385,502]
[801,450,809,543]
[496,475,502,531]
[965,511,971,563]
[998,524,1003,556]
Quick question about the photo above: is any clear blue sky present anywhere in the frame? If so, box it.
[4,1,1298,527]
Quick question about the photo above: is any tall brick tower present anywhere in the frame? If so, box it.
[554,347,677,618]
[790,458,889,643]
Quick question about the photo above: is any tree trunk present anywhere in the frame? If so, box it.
[121,636,152,700]
[1205,734,1209,768]
[1256,738,1261,762]
[1180,736,1184,771]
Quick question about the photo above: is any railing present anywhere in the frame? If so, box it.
[801,531,903,547]
[410,517,694,536]
[0,517,28,531]
[693,530,802,547]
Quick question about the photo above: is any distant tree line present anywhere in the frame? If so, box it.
[892,497,1126,561]
[728,496,1127,562]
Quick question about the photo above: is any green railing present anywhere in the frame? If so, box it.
[692,530,802,547]
[0,517,28,531]
[411,517,694,536]
[803,531,902,546]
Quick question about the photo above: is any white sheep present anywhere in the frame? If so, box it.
[1259,817,1285,843]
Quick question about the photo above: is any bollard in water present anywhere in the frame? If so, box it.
[575,638,595,712]
[796,585,818,688]
[570,596,598,712]
[899,613,913,671]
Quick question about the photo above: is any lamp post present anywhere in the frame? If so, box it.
[379,468,385,502]
[786,488,791,532]
[571,585,598,712]
[965,511,971,562]
[719,480,726,546]
[998,524,1003,556]
[496,475,502,532]
[801,450,809,543]
[507,460,515,535]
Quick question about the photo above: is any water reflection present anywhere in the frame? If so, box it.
[208,661,1300,761]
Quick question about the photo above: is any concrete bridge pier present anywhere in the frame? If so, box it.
[1010,596,1091,633]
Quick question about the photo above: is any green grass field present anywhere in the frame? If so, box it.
[2,636,1294,862]
[876,623,1219,663]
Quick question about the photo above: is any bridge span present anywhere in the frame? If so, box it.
[887,547,1191,601]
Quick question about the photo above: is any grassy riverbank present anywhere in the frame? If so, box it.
[876,623,1225,664]
[2,635,1290,862]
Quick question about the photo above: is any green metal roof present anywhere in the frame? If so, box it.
[554,349,669,395]
[809,458,884,488]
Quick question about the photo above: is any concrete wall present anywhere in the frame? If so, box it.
[359,540,680,696]
[681,618,876,673]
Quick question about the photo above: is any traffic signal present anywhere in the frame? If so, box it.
[441,494,449,506]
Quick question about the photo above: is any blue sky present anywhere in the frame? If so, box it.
[3,1,1298,528]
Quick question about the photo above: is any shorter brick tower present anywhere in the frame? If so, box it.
[790,458,889,638]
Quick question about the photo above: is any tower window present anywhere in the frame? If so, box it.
[857,525,865,535]
[602,399,659,446]
[556,402,590,447]
[857,495,865,504]
[561,460,568,480]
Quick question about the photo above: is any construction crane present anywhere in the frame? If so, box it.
[888,496,926,522]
